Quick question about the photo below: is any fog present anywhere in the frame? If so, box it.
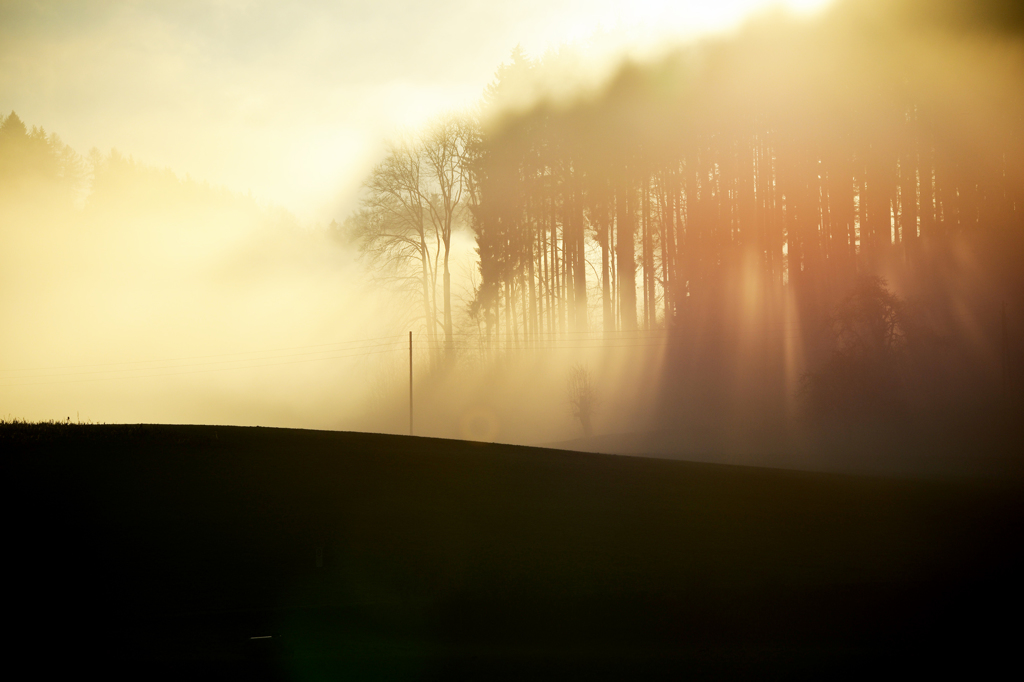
[1,150,375,428]
[0,138,666,445]
[3,0,1023,471]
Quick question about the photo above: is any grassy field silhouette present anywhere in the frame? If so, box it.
[7,422,1023,678]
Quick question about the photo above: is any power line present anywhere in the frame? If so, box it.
[1,322,818,388]
[0,333,408,374]
[447,319,813,338]
[0,346,405,388]
[3,339,407,382]
[424,342,677,351]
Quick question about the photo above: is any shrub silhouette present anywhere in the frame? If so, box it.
[804,277,911,417]
[567,363,597,437]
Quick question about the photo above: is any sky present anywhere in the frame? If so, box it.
[0,0,832,221]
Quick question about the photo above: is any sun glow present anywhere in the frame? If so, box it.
[500,0,838,108]
[613,0,832,29]
[540,0,836,49]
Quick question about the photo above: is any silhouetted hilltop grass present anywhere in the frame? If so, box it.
[6,423,1023,679]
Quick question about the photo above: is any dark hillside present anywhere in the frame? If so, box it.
[6,423,1023,679]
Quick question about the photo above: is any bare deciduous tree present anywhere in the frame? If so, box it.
[349,114,475,362]
[348,136,443,359]
[422,113,473,355]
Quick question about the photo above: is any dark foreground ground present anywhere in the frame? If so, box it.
[5,423,1024,679]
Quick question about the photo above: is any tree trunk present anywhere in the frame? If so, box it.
[573,184,588,332]
[601,196,612,332]
[420,237,436,363]
[642,176,651,329]
[617,179,638,331]
[443,244,452,355]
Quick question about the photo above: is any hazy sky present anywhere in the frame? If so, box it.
[0,0,831,221]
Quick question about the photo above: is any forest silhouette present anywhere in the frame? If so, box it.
[2,0,1022,466]
[338,0,1024,466]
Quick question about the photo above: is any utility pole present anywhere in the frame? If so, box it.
[405,329,409,436]
[1003,301,1009,405]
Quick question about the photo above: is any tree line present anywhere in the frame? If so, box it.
[348,1,1023,412]
[463,3,1022,345]
[0,111,84,205]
